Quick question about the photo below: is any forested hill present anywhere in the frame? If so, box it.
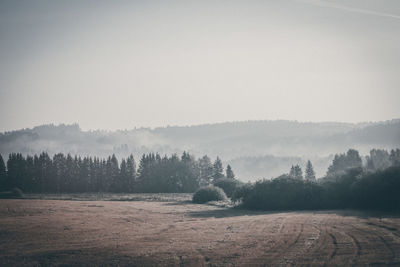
[1,119,399,180]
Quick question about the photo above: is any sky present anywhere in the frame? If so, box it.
[0,0,399,132]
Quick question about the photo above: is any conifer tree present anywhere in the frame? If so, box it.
[126,155,136,192]
[305,160,316,181]
[226,164,235,179]
[212,157,224,181]
[0,154,7,191]
[327,149,362,176]
[198,155,213,186]
[289,164,303,180]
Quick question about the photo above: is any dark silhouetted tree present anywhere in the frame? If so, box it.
[53,153,66,193]
[198,155,213,186]
[305,160,316,181]
[126,154,136,191]
[109,154,120,192]
[327,149,362,176]
[1,152,230,194]
[212,157,224,181]
[0,154,7,191]
[366,149,391,171]
[289,164,303,180]
[389,149,400,166]
[226,164,235,179]
[7,153,26,190]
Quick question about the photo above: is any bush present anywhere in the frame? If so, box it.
[239,166,400,212]
[231,183,253,203]
[213,178,241,197]
[241,178,324,210]
[192,186,227,204]
[351,166,400,211]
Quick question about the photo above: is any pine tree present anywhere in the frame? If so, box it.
[212,157,224,181]
[389,149,400,166]
[126,154,136,192]
[0,154,7,191]
[109,154,120,192]
[118,158,130,192]
[366,149,391,171]
[53,153,66,193]
[289,164,303,180]
[225,164,235,179]
[327,149,362,176]
[305,160,316,181]
[65,154,75,192]
[198,155,213,186]
[38,152,52,193]
[25,155,35,193]
[7,153,26,190]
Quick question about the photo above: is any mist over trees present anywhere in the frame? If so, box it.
[289,165,303,180]
[1,119,399,181]
[1,147,400,212]
[0,152,232,194]
[326,149,362,176]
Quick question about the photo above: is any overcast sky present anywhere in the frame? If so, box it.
[0,0,399,131]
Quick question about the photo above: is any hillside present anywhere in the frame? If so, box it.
[1,119,399,181]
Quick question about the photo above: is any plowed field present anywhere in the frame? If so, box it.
[1,199,399,266]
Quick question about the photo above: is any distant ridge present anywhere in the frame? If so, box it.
[1,119,399,181]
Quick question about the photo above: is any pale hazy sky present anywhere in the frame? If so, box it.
[1,0,399,131]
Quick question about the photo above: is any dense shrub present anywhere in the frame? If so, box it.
[319,167,363,209]
[240,178,324,210]
[238,166,400,212]
[351,166,400,211]
[231,183,253,203]
[192,186,227,204]
[213,178,241,197]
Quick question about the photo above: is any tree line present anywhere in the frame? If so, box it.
[280,148,400,181]
[233,148,400,211]
[0,152,235,193]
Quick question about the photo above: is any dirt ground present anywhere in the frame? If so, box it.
[1,199,400,266]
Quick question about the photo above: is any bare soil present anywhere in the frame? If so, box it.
[1,198,400,266]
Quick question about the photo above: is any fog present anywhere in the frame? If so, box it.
[1,120,399,181]
[2,2,400,266]
[1,0,400,132]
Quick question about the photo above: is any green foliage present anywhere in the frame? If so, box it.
[231,183,253,203]
[212,157,224,181]
[213,178,241,197]
[305,160,316,181]
[320,167,363,209]
[366,149,391,171]
[389,149,400,166]
[198,155,213,186]
[0,151,233,194]
[239,166,400,212]
[289,164,303,180]
[225,164,235,179]
[0,154,6,191]
[239,177,324,210]
[350,166,400,211]
[327,149,362,176]
[192,186,227,204]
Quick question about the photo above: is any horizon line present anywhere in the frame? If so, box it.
[2,118,400,134]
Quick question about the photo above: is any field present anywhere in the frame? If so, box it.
[1,195,400,266]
